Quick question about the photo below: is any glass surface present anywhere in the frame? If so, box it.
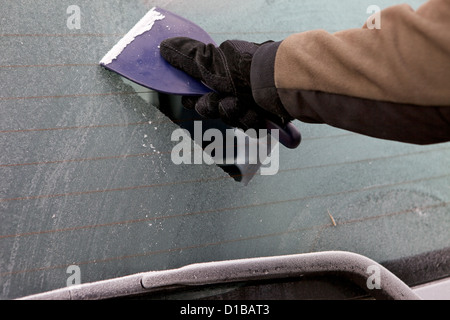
[1,0,448,299]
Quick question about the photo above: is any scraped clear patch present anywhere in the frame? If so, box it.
[100,7,165,65]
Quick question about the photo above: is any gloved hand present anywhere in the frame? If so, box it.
[159,37,290,130]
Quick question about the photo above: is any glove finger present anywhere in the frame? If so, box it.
[194,92,222,119]
[160,37,234,93]
[218,95,284,131]
[190,93,282,131]
[216,96,260,130]
[181,96,198,110]
[236,108,268,130]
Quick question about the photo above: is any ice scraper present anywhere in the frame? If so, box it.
[99,7,301,149]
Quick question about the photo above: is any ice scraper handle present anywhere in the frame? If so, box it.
[265,119,301,149]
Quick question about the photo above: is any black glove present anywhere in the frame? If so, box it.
[160,37,289,130]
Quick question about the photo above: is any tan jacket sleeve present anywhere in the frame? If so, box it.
[251,0,450,145]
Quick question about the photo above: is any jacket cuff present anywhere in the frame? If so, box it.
[250,41,292,121]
